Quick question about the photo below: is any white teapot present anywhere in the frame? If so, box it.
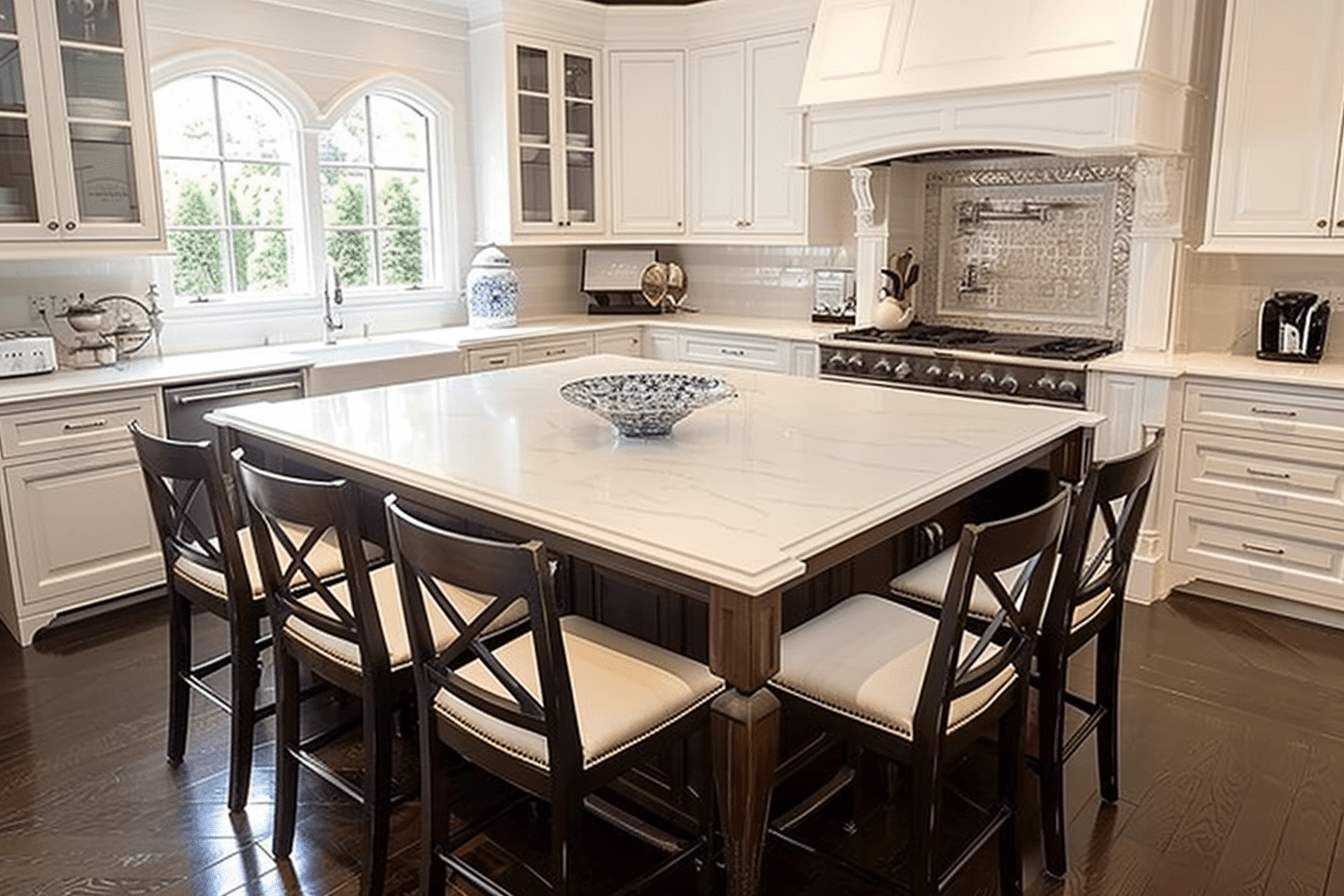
[872,266,915,331]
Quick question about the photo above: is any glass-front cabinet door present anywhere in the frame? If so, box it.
[511,39,600,236]
[0,0,160,247]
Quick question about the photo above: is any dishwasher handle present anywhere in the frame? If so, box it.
[172,380,303,407]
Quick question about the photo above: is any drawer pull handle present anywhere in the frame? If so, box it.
[63,418,108,432]
[175,383,303,406]
[1242,542,1286,556]
[721,348,746,356]
[1246,467,1291,480]
[1250,406,1298,418]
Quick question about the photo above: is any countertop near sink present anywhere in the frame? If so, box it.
[0,314,842,408]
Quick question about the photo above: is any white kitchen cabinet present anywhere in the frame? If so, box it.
[1166,376,1344,616]
[687,30,842,242]
[466,343,521,373]
[1204,0,1344,252]
[680,329,788,372]
[594,326,641,356]
[788,340,819,377]
[607,50,684,237]
[643,327,678,361]
[0,0,163,255]
[519,332,593,366]
[0,388,164,645]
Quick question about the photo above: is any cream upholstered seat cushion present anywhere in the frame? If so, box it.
[773,593,1016,740]
[889,533,1110,634]
[173,525,382,605]
[433,615,724,771]
[281,564,528,674]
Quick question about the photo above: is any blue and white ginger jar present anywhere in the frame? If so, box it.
[465,244,519,328]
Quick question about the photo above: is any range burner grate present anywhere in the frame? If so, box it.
[1016,338,1116,362]
[835,324,993,346]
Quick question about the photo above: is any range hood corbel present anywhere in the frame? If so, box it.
[799,0,1203,167]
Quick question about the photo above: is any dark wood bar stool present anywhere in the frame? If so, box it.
[769,487,1070,896]
[385,494,724,896]
[234,458,422,896]
[890,434,1163,876]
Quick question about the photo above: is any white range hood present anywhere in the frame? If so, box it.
[799,0,1203,167]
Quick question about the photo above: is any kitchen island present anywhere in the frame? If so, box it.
[208,354,1101,896]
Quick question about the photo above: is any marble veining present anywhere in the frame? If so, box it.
[210,356,1100,595]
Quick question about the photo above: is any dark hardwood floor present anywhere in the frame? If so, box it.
[4,588,1344,896]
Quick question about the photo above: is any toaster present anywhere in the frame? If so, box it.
[0,332,57,377]
[1257,291,1330,363]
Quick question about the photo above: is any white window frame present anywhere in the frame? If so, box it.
[151,53,458,323]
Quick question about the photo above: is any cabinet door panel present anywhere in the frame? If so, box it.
[688,42,746,234]
[746,31,808,234]
[1209,0,1344,238]
[4,446,160,606]
[608,50,684,235]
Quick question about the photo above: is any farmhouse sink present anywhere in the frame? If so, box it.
[295,338,464,395]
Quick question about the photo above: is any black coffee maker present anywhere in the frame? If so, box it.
[1257,291,1330,362]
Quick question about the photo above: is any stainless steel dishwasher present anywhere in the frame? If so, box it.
[163,371,306,444]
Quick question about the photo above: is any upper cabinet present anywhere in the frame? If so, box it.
[1204,0,1344,253]
[0,0,162,255]
[607,49,685,238]
[510,38,603,238]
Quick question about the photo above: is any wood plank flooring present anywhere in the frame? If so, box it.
[3,589,1344,895]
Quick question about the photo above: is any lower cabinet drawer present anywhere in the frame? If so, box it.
[679,334,785,372]
[466,345,519,372]
[1170,501,1344,604]
[0,390,160,459]
[1183,380,1344,445]
[1176,430,1344,522]
[520,336,593,366]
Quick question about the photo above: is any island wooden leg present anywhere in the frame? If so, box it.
[708,585,782,896]
[713,687,780,896]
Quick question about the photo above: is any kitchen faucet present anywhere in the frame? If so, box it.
[323,260,343,344]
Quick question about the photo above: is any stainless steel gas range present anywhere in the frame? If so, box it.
[818,324,1116,408]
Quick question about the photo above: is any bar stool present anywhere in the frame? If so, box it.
[769,487,1070,896]
[889,434,1163,876]
[385,494,723,896]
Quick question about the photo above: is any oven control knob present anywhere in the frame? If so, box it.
[846,354,866,373]
[826,352,848,372]
[946,367,966,387]
[1057,378,1080,399]
[894,360,912,380]
[924,363,943,383]
[999,374,1019,395]
[978,371,998,391]
[1035,374,1058,393]
[872,358,893,378]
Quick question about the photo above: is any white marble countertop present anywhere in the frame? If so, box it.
[0,314,841,408]
[210,354,1101,596]
[1092,349,1344,389]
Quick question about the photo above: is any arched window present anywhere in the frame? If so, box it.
[320,94,435,290]
[154,74,302,299]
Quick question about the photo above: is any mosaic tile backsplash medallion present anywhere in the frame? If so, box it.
[920,156,1135,341]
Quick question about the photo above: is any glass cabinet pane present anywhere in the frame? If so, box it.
[56,0,122,47]
[519,146,551,222]
[0,36,25,112]
[516,46,548,94]
[0,1,16,35]
[563,54,591,100]
[564,100,591,148]
[0,118,36,221]
[565,150,593,223]
[517,94,548,144]
[61,46,128,119]
[70,121,137,221]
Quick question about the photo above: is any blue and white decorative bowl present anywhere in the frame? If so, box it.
[559,372,737,438]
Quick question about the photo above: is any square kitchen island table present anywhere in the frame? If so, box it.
[207,354,1101,896]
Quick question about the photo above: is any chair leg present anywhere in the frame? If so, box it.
[907,755,939,896]
[998,703,1025,896]
[1037,652,1069,878]
[420,732,451,896]
[552,783,578,896]
[272,647,302,859]
[359,686,395,896]
[166,590,191,766]
[226,626,261,813]
[1096,618,1123,804]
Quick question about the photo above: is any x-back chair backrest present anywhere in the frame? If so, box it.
[235,457,391,675]
[916,485,1071,742]
[385,496,580,765]
[130,421,250,601]
[1041,432,1164,642]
